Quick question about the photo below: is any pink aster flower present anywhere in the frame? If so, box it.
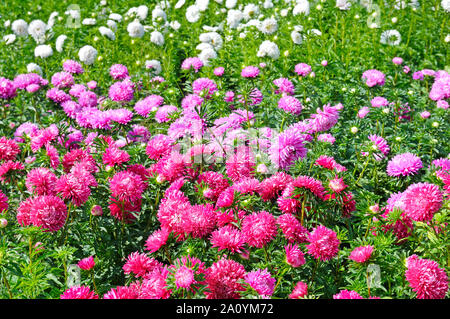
[371,96,389,108]
[145,227,170,253]
[103,146,130,167]
[197,171,230,201]
[28,195,68,232]
[362,69,386,87]
[108,79,134,102]
[392,57,403,65]
[405,254,448,299]
[46,88,71,104]
[306,225,340,261]
[109,64,129,80]
[0,77,17,100]
[0,136,20,161]
[155,104,178,123]
[368,134,390,157]
[63,60,84,74]
[269,130,308,170]
[259,172,293,201]
[285,244,306,267]
[294,63,312,77]
[185,203,217,239]
[273,77,295,95]
[51,72,74,89]
[78,256,95,270]
[333,290,364,299]
[241,211,277,248]
[310,104,340,132]
[55,173,91,207]
[277,213,308,243]
[123,252,161,278]
[328,176,348,193]
[210,225,246,254]
[244,268,276,296]
[138,267,171,299]
[108,198,142,223]
[289,282,308,299]
[349,245,374,263]
[0,190,8,213]
[109,171,145,202]
[60,285,98,299]
[78,90,98,108]
[225,145,256,182]
[145,134,174,160]
[358,107,370,118]
[278,95,302,115]
[241,66,259,78]
[134,95,164,117]
[181,57,203,72]
[224,91,235,102]
[317,133,335,144]
[192,78,217,98]
[401,183,443,221]
[205,258,246,299]
[387,153,423,177]
[214,67,224,76]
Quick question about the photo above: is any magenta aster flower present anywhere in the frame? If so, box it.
[333,290,364,299]
[210,225,246,254]
[109,171,145,202]
[273,77,295,95]
[289,281,308,299]
[387,153,423,177]
[214,67,224,76]
[392,57,403,65]
[241,211,277,248]
[192,77,217,98]
[51,71,74,89]
[310,104,340,132]
[0,77,17,99]
[401,183,443,221]
[146,134,174,160]
[306,225,340,261]
[78,256,95,270]
[145,227,170,253]
[205,258,246,299]
[103,146,130,167]
[241,66,259,78]
[269,129,308,170]
[294,63,312,77]
[28,195,68,232]
[181,57,203,72]
[60,285,98,299]
[63,60,84,74]
[278,95,302,115]
[362,69,385,87]
[134,95,164,117]
[277,213,308,243]
[244,268,276,296]
[110,64,129,80]
[371,96,389,108]
[0,136,20,161]
[368,134,390,157]
[285,244,306,267]
[349,245,374,263]
[123,252,161,278]
[108,79,134,102]
[405,254,448,299]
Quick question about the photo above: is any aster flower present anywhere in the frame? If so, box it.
[168,256,206,293]
[225,145,256,182]
[110,64,129,80]
[55,173,91,207]
[405,255,448,299]
[103,146,130,167]
[28,195,68,232]
[210,225,246,254]
[78,256,95,271]
[285,244,306,267]
[259,172,293,201]
[244,269,276,296]
[349,245,374,263]
[108,79,134,102]
[362,69,386,87]
[310,104,340,132]
[146,134,174,160]
[278,96,302,115]
[192,78,217,98]
[123,252,161,278]
[289,281,308,299]
[0,137,20,161]
[109,171,145,202]
[241,211,277,248]
[51,72,74,89]
[185,204,217,239]
[197,171,230,201]
[205,258,246,299]
[134,95,164,117]
[145,227,170,253]
[294,63,312,77]
[60,286,98,299]
[138,267,171,299]
[181,57,203,72]
[241,66,259,78]
[306,225,340,261]
[387,153,423,177]
[333,290,364,299]
[401,183,443,221]
[277,213,309,243]
[269,130,308,170]
[273,77,295,95]
[109,197,142,223]
[368,134,390,158]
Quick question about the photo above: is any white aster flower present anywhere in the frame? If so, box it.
[336,0,351,10]
[99,26,116,40]
[137,5,149,20]
[225,0,237,9]
[28,19,47,44]
[109,13,122,22]
[150,31,164,46]
[27,63,42,75]
[145,60,162,74]
[293,0,310,16]
[442,0,450,12]
[78,45,97,65]
[3,34,16,45]
[227,9,244,28]
[257,40,280,59]
[107,20,117,31]
[175,0,186,9]
[82,18,97,25]
[196,0,210,11]
[127,20,145,38]
[186,5,201,23]
[380,29,401,46]
[199,48,217,66]
[11,19,28,36]
[169,20,181,30]
[259,17,278,34]
[152,7,167,21]
[47,11,59,29]
[243,3,260,19]
[55,34,67,52]
[291,31,303,44]
[34,44,53,58]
